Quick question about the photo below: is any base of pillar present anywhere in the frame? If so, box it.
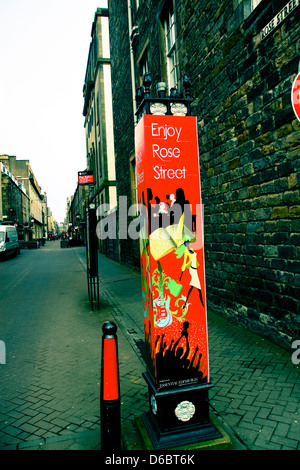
[122,413,232,451]
[140,371,225,449]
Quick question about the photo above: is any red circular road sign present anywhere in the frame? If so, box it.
[292,72,300,121]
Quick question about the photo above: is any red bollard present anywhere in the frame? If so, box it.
[101,321,121,450]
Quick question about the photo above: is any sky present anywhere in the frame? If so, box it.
[0,0,108,223]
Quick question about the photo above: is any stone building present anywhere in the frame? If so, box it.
[0,160,30,240]
[107,0,300,349]
[83,8,118,259]
[0,155,45,240]
[42,192,56,239]
[68,183,89,244]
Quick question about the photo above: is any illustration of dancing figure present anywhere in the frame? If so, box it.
[177,239,204,310]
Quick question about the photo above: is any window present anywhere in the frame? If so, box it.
[162,3,179,90]
[138,47,149,86]
[252,0,262,10]
[130,155,137,212]
[96,95,100,137]
[97,141,103,179]
[233,0,262,11]
[231,0,263,32]
[88,107,94,138]
[132,0,140,15]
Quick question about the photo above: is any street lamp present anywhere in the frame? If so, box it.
[136,72,192,120]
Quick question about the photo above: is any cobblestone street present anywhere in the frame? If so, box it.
[0,242,299,450]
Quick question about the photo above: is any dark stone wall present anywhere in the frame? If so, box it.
[108,0,300,348]
[178,0,300,348]
[108,1,139,268]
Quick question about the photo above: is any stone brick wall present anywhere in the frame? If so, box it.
[178,0,300,348]
[108,0,299,348]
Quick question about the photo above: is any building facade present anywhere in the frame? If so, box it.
[0,160,30,239]
[10,157,44,240]
[42,192,56,239]
[0,155,51,241]
[107,0,300,349]
[68,183,89,244]
[83,8,118,259]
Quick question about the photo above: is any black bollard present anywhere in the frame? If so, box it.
[101,321,121,450]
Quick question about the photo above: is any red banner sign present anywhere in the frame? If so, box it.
[135,114,209,391]
[78,171,94,185]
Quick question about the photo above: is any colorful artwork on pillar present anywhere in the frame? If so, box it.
[135,114,209,391]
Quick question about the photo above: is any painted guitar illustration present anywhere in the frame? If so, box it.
[152,262,188,327]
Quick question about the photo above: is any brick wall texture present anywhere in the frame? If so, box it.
[108,0,300,349]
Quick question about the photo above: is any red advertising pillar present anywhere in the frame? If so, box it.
[135,76,221,448]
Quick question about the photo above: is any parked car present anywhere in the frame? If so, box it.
[0,225,20,258]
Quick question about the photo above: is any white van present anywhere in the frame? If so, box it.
[0,225,20,258]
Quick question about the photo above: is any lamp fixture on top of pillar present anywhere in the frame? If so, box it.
[136,73,192,121]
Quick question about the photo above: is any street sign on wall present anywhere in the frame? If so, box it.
[78,170,94,185]
[135,114,209,391]
[292,72,300,121]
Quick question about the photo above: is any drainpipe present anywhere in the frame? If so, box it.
[127,0,137,124]
[0,168,2,221]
